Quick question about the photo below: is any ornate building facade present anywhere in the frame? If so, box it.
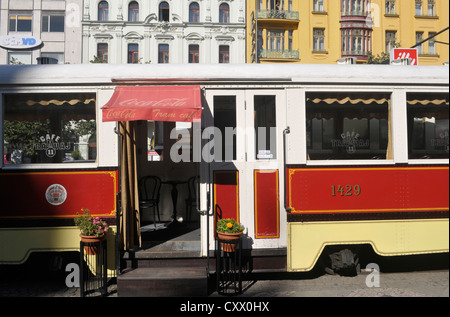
[247,0,449,65]
[82,0,246,64]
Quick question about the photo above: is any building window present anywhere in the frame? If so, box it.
[158,44,169,63]
[428,32,437,55]
[385,0,396,15]
[3,93,97,165]
[219,3,230,23]
[189,44,199,63]
[219,45,230,63]
[415,0,423,16]
[341,28,371,56]
[385,31,396,52]
[267,30,285,51]
[41,52,64,64]
[407,93,449,159]
[8,52,32,65]
[9,13,32,32]
[42,14,65,32]
[129,1,139,22]
[416,32,424,54]
[313,29,325,52]
[97,43,108,63]
[427,0,436,16]
[159,2,170,22]
[128,44,139,64]
[98,1,109,21]
[189,2,200,22]
[288,30,293,50]
[313,0,325,12]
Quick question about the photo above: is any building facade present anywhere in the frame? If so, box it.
[0,0,83,64]
[247,0,449,65]
[81,0,246,64]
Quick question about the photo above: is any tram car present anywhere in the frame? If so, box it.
[0,64,448,285]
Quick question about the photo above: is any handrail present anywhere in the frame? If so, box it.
[283,126,291,213]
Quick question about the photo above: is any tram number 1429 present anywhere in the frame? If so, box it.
[331,185,361,197]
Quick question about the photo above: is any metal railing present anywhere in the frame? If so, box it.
[259,49,299,60]
[257,9,299,20]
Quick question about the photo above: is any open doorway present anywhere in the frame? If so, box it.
[135,120,201,257]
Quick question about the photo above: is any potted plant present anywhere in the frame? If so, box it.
[75,208,111,255]
[216,218,244,252]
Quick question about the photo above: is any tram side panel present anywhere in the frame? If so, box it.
[286,166,449,272]
[0,170,118,264]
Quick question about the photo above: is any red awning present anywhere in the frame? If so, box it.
[102,86,202,122]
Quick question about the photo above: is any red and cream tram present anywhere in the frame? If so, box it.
[0,64,448,291]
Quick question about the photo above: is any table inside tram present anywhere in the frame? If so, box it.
[136,120,200,253]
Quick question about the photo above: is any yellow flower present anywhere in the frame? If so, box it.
[227,222,233,229]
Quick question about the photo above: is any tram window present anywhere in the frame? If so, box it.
[306,92,390,160]
[254,95,277,160]
[407,93,449,159]
[213,96,236,161]
[3,93,96,165]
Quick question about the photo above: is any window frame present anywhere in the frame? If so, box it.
[189,2,200,23]
[128,1,139,22]
[219,3,230,23]
[1,91,99,169]
[9,12,33,32]
[98,1,109,21]
[42,13,65,33]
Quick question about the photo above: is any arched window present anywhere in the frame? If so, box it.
[98,1,109,21]
[159,2,170,22]
[189,2,200,22]
[129,1,139,22]
[219,3,230,23]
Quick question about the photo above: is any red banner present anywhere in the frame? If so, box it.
[102,86,202,122]
[287,167,448,214]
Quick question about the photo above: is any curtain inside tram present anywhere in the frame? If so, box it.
[119,121,141,249]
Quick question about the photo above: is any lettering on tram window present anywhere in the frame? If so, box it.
[254,95,277,160]
[306,92,390,160]
[407,93,449,159]
[331,185,361,196]
[213,96,237,161]
[3,93,96,165]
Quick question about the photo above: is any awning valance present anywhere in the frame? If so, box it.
[102,86,202,122]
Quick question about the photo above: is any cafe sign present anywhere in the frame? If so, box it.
[0,35,42,50]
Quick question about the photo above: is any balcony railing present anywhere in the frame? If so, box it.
[259,49,299,60]
[258,9,299,21]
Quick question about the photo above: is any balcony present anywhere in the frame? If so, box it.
[258,9,299,21]
[259,49,299,60]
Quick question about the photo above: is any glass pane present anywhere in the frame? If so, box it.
[3,93,97,165]
[306,92,390,160]
[254,95,277,159]
[214,96,236,161]
[407,93,449,159]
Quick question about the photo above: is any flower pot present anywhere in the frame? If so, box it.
[217,232,242,252]
[80,234,105,255]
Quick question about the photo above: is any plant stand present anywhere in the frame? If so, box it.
[80,239,107,297]
[216,236,242,295]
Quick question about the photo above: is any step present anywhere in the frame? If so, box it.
[117,266,209,297]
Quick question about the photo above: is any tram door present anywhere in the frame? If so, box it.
[204,90,286,250]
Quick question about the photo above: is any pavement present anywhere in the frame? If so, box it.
[0,252,448,298]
